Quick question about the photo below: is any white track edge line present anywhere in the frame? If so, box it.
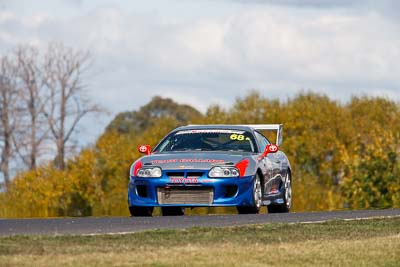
[78,214,400,237]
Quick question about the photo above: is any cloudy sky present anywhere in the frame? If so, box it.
[0,0,399,145]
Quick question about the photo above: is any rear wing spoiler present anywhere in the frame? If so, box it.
[240,124,283,146]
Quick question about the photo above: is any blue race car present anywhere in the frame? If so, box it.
[128,124,292,216]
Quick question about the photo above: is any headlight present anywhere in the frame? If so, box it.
[136,167,162,178]
[209,166,239,178]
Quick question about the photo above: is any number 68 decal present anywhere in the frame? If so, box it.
[230,134,250,141]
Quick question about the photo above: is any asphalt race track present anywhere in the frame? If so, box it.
[1,209,399,236]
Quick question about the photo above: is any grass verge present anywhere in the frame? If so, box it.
[0,217,399,267]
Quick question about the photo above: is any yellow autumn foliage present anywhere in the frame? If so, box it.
[1,92,399,217]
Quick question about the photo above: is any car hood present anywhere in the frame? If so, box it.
[139,151,255,170]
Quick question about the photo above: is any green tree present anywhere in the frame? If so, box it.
[342,129,400,209]
[341,96,400,209]
[106,96,203,134]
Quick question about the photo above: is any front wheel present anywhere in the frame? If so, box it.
[268,172,291,213]
[237,174,262,214]
[129,206,154,217]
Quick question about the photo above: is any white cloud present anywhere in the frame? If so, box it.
[0,0,399,145]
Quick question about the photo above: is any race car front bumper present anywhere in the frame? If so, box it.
[128,171,255,207]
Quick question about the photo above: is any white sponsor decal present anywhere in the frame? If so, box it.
[176,129,245,135]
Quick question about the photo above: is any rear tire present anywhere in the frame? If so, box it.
[129,206,154,217]
[161,207,185,216]
[237,174,262,214]
[267,172,291,213]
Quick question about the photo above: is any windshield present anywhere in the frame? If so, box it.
[154,129,256,153]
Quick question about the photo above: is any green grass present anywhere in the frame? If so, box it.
[1,217,400,267]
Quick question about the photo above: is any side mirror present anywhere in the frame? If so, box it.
[138,145,151,155]
[262,144,279,158]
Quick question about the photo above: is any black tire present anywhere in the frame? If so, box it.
[267,172,291,213]
[161,207,185,216]
[129,206,154,217]
[237,174,262,214]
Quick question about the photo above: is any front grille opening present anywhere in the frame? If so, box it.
[136,185,148,198]
[157,187,213,205]
[224,185,238,198]
[166,172,185,177]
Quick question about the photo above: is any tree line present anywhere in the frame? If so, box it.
[1,91,399,218]
[0,43,99,189]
